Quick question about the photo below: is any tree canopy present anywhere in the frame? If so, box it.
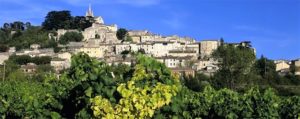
[42,11,92,30]
[116,28,128,40]
[59,32,84,45]
[0,53,299,118]
[212,43,256,89]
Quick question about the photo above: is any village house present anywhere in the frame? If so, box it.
[274,60,290,72]
[170,68,196,77]
[57,52,72,61]
[0,53,9,65]
[155,56,193,68]
[168,50,198,58]
[293,59,300,75]
[200,40,220,59]
[21,63,37,74]
[51,58,70,73]
[195,59,219,76]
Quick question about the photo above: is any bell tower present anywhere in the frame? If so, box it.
[85,4,94,17]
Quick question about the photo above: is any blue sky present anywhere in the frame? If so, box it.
[0,0,299,60]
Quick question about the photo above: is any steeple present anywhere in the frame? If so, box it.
[86,4,94,17]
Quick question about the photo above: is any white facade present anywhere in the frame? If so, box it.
[275,60,290,71]
[0,53,9,65]
[57,52,72,61]
[115,44,131,54]
[294,59,300,75]
[82,23,118,43]
[155,56,192,68]
[51,58,70,73]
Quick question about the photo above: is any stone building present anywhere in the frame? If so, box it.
[79,46,103,58]
[274,60,290,72]
[57,52,72,62]
[85,4,104,24]
[195,59,219,76]
[51,58,70,73]
[200,40,220,58]
[170,68,196,77]
[82,23,118,43]
[21,63,37,74]
[168,50,198,58]
[115,43,130,54]
[155,56,193,68]
[294,59,300,75]
[128,30,155,43]
[0,53,9,65]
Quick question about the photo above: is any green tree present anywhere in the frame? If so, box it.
[42,10,72,30]
[279,96,300,118]
[0,79,63,118]
[58,53,119,118]
[0,44,8,52]
[241,87,281,118]
[8,26,49,50]
[10,21,25,31]
[8,55,51,65]
[42,11,92,31]
[59,32,83,45]
[25,22,32,29]
[90,55,181,118]
[7,70,27,81]
[0,29,9,43]
[212,43,256,89]
[116,28,128,40]
[254,55,278,80]
[184,73,210,92]
[3,23,10,30]
[71,16,93,30]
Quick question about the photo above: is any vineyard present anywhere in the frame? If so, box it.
[0,53,299,118]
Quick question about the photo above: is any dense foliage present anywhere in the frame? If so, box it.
[154,86,300,119]
[210,42,300,96]
[90,55,180,118]
[0,79,62,118]
[212,43,256,89]
[8,55,51,65]
[59,32,84,45]
[0,26,57,51]
[116,28,128,40]
[0,53,299,118]
[42,11,92,30]
[2,21,31,31]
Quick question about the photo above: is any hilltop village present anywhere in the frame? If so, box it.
[0,5,299,77]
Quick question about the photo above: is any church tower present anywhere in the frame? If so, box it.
[85,4,105,24]
[85,4,94,17]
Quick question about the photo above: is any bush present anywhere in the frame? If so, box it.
[59,32,83,45]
